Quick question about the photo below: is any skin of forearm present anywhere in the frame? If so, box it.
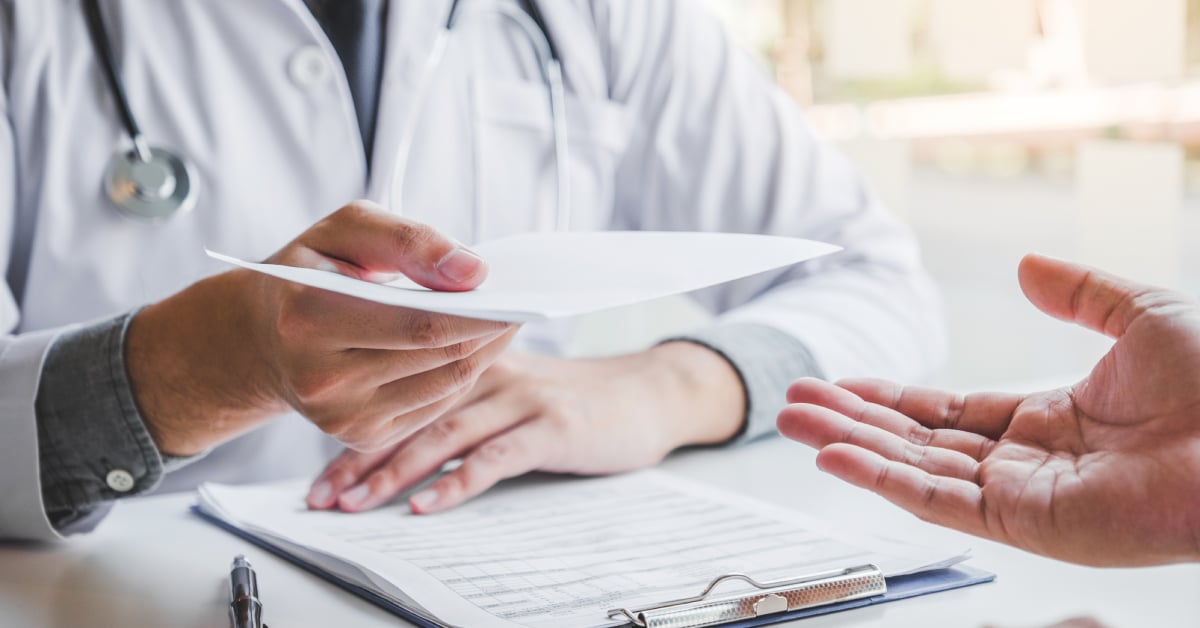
[124,270,287,457]
[648,341,746,448]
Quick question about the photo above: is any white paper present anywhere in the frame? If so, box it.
[196,470,967,628]
[206,232,841,323]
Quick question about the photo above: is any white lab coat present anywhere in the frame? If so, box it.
[0,0,945,540]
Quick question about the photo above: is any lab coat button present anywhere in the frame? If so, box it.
[105,469,136,493]
[289,46,331,89]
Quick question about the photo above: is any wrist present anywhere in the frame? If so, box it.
[644,341,746,448]
[125,270,285,456]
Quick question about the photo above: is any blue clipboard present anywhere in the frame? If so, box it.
[194,506,994,627]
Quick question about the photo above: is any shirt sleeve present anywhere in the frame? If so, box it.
[35,312,167,533]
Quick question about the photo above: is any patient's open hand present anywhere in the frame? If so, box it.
[778,254,1200,566]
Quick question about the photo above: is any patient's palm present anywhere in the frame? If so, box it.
[782,256,1200,565]
[981,301,1200,565]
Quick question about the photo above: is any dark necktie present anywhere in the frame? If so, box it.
[304,0,388,169]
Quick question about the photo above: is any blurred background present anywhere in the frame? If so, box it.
[576,0,1200,392]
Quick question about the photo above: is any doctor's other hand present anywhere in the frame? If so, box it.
[306,342,746,513]
[125,201,518,456]
[777,254,1200,567]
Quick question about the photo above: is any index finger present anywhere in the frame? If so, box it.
[837,378,1023,441]
[785,378,999,459]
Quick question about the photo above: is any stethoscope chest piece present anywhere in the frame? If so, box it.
[103,146,196,220]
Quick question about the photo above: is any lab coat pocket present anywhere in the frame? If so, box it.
[471,77,631,237]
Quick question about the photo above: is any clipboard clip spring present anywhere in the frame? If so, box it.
[606,564,886,628]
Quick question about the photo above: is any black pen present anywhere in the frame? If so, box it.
[229,555,264,628]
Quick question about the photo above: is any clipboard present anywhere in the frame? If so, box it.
[197,506,994,628]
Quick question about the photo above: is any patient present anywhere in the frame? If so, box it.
[778,254,1200,567]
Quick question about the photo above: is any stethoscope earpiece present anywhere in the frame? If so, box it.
[103,144,197,221]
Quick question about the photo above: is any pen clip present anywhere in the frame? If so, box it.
[607,564,886,628]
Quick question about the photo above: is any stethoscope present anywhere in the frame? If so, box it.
[84,0,570,233]
[393,0,571,238]
[84,0,196,220]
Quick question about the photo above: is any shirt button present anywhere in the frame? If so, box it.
[106,469,136,493]
[289,45,332,89]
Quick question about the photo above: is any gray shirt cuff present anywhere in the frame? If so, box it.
[35,311,165,530]
[666,322,823,444]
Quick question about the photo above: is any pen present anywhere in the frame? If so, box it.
[229,555,264,628]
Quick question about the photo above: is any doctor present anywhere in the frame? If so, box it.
[0,0,944,541]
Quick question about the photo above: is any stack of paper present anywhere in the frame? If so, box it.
[195,471,989,628]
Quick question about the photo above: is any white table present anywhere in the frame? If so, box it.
[1,438,1196,627]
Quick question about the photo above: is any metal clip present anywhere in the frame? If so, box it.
[607,564,886,628]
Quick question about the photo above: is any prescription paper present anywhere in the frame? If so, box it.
[207,232,841,322]
[196,470,967,628]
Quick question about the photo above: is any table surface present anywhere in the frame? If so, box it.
[1,437,1196,628]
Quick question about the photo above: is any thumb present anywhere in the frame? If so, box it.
[288,201,487,292]
[1017,254,1156,338]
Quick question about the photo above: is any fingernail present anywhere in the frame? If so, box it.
[307,480,334,507]
[410,489,439,512]
[436,248,484,283]
[339,484,372,511]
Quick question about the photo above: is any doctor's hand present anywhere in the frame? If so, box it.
[777,254,1200,567]
[126,201,518,456]
[306,342,746,513]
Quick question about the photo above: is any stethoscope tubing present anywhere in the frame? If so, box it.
[390,0,571,239]
[84,0,566,229]
[84,0,198,220]
[448,0,560,62]
[83,0,151,164]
